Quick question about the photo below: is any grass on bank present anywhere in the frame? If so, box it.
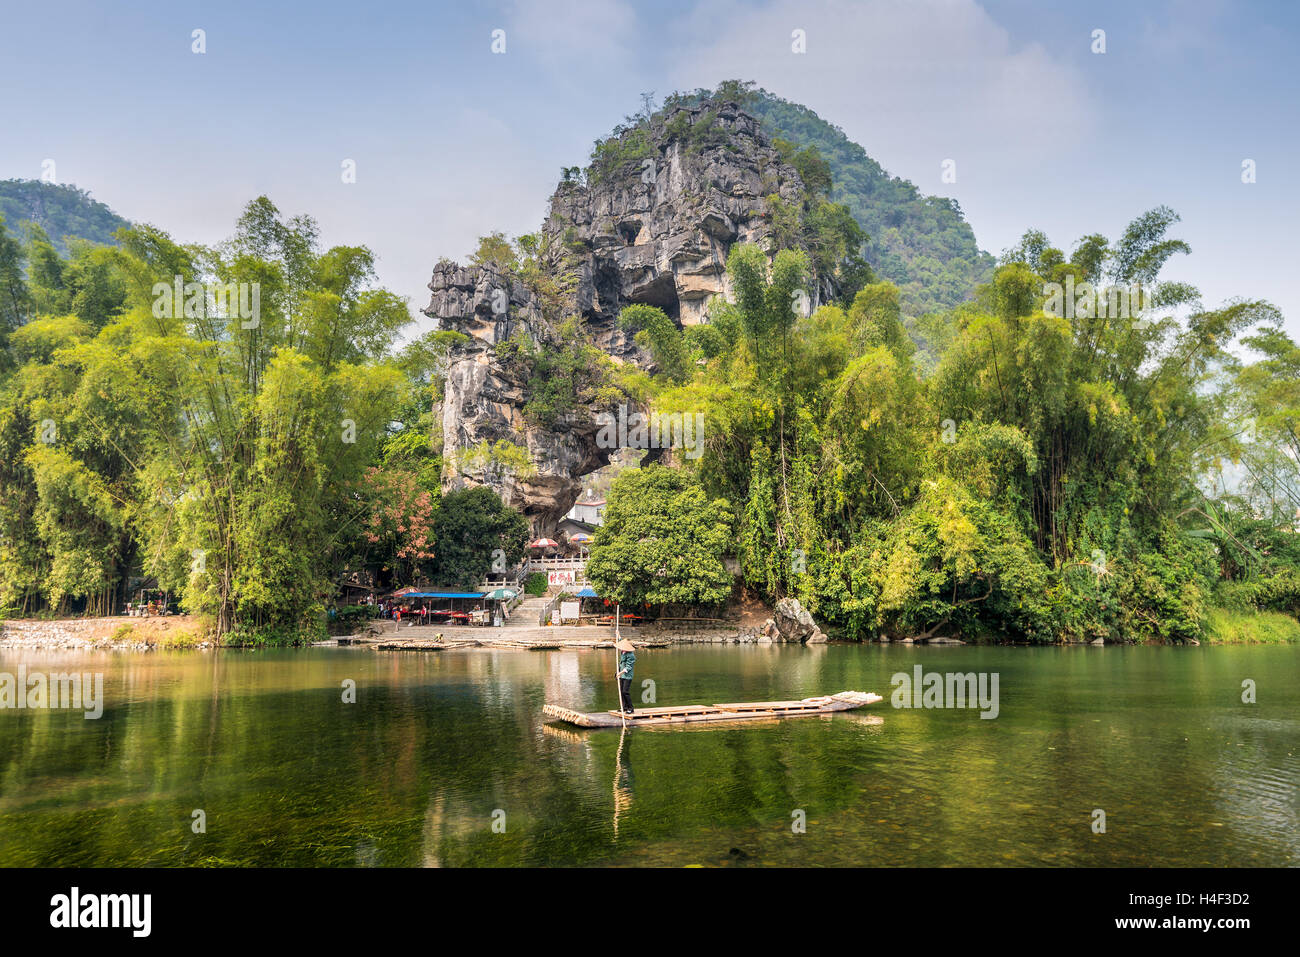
[1202,607,1300,644]
[104,615,215,648]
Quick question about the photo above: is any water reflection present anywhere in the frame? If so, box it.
[0,643,1295,867]
[612,726,633,841]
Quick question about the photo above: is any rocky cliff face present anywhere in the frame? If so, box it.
[423,99,834,531]
[540,100,818,330]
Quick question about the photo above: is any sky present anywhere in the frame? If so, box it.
[3,0,1298,338]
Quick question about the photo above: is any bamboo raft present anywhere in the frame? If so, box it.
[542,690,883,728]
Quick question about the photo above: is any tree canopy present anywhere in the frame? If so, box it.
[597,198,1298,643]
[586,466,733,610]
[0,198,519,643]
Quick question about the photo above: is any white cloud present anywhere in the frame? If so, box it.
[663,0,1095,179]
[505,0,642,76]
[1139,0,1232,59]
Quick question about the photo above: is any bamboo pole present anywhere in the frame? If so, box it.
[615,602,626,729]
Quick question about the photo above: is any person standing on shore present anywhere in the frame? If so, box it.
[616,637,636,715]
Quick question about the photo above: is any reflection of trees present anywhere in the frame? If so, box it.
[1,645,1295,867]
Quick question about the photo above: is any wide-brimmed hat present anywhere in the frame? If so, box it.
[616,638,635,652]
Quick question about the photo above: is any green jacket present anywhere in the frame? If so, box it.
[617,650,636,680]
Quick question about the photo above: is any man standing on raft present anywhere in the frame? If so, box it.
[616,637,636,715]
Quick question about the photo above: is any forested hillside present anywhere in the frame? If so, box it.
[0,180,130,255]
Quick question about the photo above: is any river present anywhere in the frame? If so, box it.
[0,643,1296,866]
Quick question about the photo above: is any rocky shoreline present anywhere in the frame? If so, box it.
[0,618,808,653]
[0,600,967,653]
[0,617,216,652]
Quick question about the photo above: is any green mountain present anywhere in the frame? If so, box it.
[0,179,130,255]
[686,83,994,316]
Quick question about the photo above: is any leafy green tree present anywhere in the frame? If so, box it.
[0,196,410,640]
[874,476,1052,640]
[0,215,30,344]
[1234,326,1300,503]
[430,486,528,590]
[587,466,733,609]
[619,304,690,383]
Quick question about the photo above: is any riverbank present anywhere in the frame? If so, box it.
[0,616,764,652]
[5,608,1297,651]
[336,619,778,650]
[0,616,214,651]
[1203,607,1300,644]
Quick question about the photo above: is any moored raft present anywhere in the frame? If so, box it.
[542,690,882,728]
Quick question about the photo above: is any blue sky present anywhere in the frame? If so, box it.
[3,0,1298,336]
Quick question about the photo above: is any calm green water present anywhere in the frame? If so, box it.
[0,643,1296,867]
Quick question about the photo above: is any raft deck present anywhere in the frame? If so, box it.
[542,690,882,728]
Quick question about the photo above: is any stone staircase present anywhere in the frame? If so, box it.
[507,594,553,628]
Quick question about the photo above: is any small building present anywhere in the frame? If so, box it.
[565,493,606,526]
[556,517,597,542]
[338,569,379,605]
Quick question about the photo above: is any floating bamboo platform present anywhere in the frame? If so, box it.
[542,690,882,728]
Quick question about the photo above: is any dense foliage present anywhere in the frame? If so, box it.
[0,199,518,643]
[603,207,1298,643]
[3,87,1297,648]
[555,89,1300,643]
[585,466,733,611]
[428,486,528,591]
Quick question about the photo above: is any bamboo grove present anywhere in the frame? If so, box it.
[623,207,1300,642]
[0,198,524,642]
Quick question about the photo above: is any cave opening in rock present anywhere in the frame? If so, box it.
[632,273,680,323]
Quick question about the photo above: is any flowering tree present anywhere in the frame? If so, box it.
[357,467,439,585]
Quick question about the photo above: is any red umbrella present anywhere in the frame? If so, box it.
[528,538,559,548]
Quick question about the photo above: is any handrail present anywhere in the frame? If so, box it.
[538,592,566,626]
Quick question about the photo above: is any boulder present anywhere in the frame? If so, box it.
[767,598,829,644]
